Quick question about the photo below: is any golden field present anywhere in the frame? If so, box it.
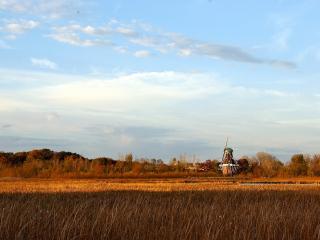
[0,177,320,192]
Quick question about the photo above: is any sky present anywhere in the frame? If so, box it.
[0,0,319,161]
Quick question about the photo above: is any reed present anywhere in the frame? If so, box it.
[0,189,320,239]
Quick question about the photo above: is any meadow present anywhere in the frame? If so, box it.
[0,179,320,240]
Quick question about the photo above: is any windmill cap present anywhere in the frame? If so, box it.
[224,147,233,153]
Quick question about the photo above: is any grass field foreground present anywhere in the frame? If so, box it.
[1,179,320,239]
[0,189,320,240]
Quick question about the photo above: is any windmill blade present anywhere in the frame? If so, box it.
[221,137,229,162]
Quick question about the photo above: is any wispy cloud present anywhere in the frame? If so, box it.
[0,0,84,19]
[2,19,39,34]
[48,20,296,68]
[48,32,112,47]
[114,46,128,54]
[0,19,39,39]
[134,50,151,58]
[2,124,12,129]
[31,58,58,70]
[47,21,139,47]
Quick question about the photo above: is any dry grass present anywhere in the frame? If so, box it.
[0,178,320,192]
[1,179,320,240]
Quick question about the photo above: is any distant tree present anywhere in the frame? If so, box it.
[156,159,164,165]
[150,159,157,165]
[170,157,177,166]
[125,153,133,162]
[256,152,283,177]
[157,162,170,173]
[0,152,14,165]
[309,154,320,176]
[91,161,105,176]
[27,149,54,161]
[114,160,125,173]
[21,159,43,177]
[287,154,308,176]
[124,153,133,172]
[200,160,220,173]
[12,152,27,164]
[132,162,143,175]
[0,152,10,166]
[237,158,250,173]
[63,155,79,172]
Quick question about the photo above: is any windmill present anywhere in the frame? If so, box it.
[219,138,239,176]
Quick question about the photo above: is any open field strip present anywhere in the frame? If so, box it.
[1,178,320,192]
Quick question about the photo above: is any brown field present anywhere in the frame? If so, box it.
[0,177,320,192]
[1,178,320,240]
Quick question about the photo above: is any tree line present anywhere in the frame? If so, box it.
[0,149,319,178]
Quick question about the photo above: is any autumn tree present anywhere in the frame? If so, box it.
[27,149,53,161]
[247,153,283,177]
[309,154,320,176]
[287,154,308,176]
[237,158,250,173]
[124,153,133,172]
[256,152,283,177]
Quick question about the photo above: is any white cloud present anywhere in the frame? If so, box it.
[31,58,58,70]
[264,89,291,97]
[115,27,136,36]
[129,36,170,54]
[0,69,296,119]
[0,68,296,108]
[35,71,226,108]
[179,49,192,57]
[134,50,150,58]
[0,0,83,19]
[48,20,296,68]
[114,46,128,54]
[0,68,315,159]
[0,0,27,12]
[0,19,39,38]
[48,32,112,47]
[81,26,95,34]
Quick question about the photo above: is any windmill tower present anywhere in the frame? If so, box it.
[220,139,239,176]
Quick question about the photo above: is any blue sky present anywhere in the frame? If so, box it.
[0,0,319,161]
